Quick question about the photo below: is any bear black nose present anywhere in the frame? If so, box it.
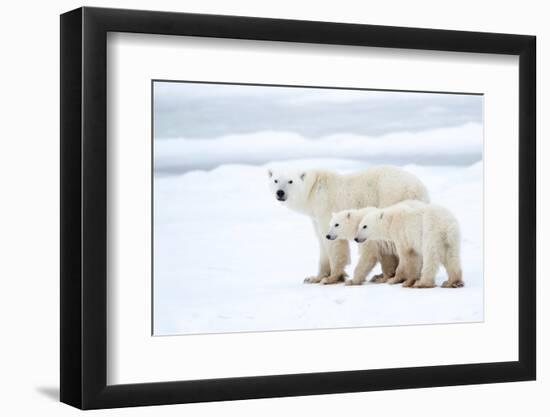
[276,190,285,198]
[354,238,360,242]
[326,234,331,239]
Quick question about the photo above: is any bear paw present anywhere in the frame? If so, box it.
[304,276,323,284]
[441,280,464,288]
[320,277,336,285]
[320,274,346,285]
[402,278,417,288]
[369,273,387,283]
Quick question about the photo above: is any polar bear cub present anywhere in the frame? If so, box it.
[326,205,413,285]
[355,200,464,289]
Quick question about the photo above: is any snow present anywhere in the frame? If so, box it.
[153,158,483,336]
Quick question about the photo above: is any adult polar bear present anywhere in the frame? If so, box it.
[268,166,430,284]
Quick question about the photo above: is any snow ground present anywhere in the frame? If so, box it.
[153,159,483,335]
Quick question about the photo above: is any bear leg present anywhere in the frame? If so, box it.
[442,256,464,288]
[380,254,398,280]
[346,253,377,286]
[320,239,350,285]
[400,249,422,288]
[413,239,439,288]
[388,246,411,285]
[304,229,331,284]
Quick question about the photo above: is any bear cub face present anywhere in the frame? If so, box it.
[326,211,356,241]
[355,210,385,243]
[267,169,306,204]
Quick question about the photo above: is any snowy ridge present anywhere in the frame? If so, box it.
[155,122,483,174]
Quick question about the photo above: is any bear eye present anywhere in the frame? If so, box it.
[288,180,293,184]
[274,180,278,183]
[335,223,339,227]
[363,225,367,229]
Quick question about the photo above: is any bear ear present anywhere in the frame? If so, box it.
[300,172,306,181]
[379,212,384,220]
[267,169,273,178]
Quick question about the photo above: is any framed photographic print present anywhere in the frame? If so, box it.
[60,6,536,409]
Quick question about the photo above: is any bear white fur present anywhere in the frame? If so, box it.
[268,166,430,284]
[355,200,464,288]
[327,200,425,285]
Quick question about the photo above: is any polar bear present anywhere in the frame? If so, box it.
[326,208,397,285]
[327,200,425,285]
[355,200,464,289]
[268,166,430,284]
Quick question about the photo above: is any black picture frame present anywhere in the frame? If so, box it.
[60,6,536,410]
